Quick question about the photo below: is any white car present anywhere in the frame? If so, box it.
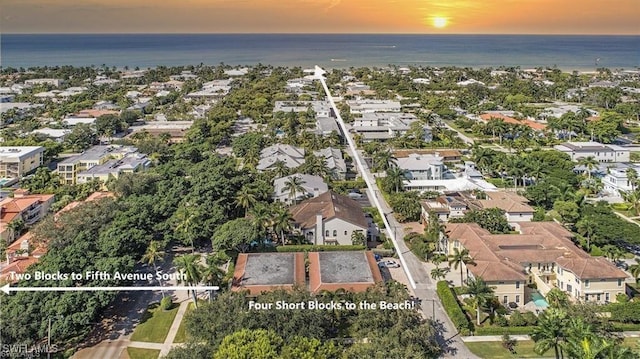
[379,260,400,268]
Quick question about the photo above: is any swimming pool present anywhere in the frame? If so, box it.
[531,292,549,308]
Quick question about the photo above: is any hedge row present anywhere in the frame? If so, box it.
[371,248,395,257]
[275,245,367,252]
[610,323,640,332]
[436,281,473,334]
[473,326,534,336]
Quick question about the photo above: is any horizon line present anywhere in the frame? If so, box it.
[3,32,639,36]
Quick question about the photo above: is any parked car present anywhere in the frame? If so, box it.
[379,260,400,268]
[348,192,363,199]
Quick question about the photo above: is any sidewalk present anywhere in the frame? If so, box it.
[462,331,640,342]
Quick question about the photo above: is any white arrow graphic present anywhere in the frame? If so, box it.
[1,284,219,295]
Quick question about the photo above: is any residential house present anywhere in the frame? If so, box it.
[30,128,71,143]
[127,121,193,144]
[603,164,640,196]
[0,146,44,179]
[479,113,547,131]
[256,144,305,171]
[346,100,401,114]
[273,174,328,204]
[445,221,628,306]
[474,191,535,223]
[554,141,630,163]
[0,190,54,243]
[315,117,341,136]
[76,154,150,184]
[56,145,140,184]
[313,147,347,180]
[397,153,445,181]
[24,78,63,87]
[352,112,431,142]
[290,191,369,245]
[273,101,334,118]
[421,194,468,222]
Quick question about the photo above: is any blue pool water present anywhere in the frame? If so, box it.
[531,292,549,308]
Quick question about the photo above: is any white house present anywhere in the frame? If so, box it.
[396,153,444,181]
[603,165,640,196]
[313,147,347,180]
[290,191,369,245]
[352,112,431,142]
[346,100,401,114]
[554,141,630,163]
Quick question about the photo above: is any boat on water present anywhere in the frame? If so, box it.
[330,58,347,62]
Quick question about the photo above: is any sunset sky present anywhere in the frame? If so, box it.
[2,0,639,34]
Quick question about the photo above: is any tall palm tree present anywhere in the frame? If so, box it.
[283,175,306,204]
[202,255,225,302]
[385,166,406,193]
[271,160,290,178]
[466,277,495,325]
[448,247,476,286]
[140,241,166,296]
[272,204,294,245]
[173,204,201,253]
[174,254,204,308]
[619,188,640,216]
[627,168,638,191]
[531,308,569,359]
[578,156,599,179]
[235,187,257,217]
[575,218,597,252]
[628,258,640,284]
[372,149,397,173]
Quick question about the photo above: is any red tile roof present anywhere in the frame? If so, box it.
[480,113,547,131]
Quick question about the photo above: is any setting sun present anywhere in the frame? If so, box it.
[432,17,448,29]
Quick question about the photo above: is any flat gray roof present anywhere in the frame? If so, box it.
[242,253,296,285]
[318,252,373,283]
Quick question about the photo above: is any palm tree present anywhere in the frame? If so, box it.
[173,204,201,253]
[140,241,166,296]
[545,288,569,309]
[350,231,366,246]
[372,149,397,173]
[466,277,495,325]
[174,254,204,308]
[272,205,294,245]
[271,160,290,178]
[283,175,306,204]
[619,188,640,216]
[531,308,569,359]
[202,255,225,302]
[575,218,597,252]
[578,156,599,179]
[6,218,25,243]
[235,187,257,217]
[249,204,273,239]
[448,247,476,286]
[430,267,450,281]
[628,258,640,284]
[385,166,406,193]
[627,168,638,191]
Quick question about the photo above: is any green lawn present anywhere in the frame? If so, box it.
[126,347,160,359]
[130,303,179,343]
[467,338,640,358]
[173,302,195,343]
[465,340,552,359]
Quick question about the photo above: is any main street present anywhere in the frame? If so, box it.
[315,67,478,358]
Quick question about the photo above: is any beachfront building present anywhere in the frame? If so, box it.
[346,100,401,114]
[290,191,369,245]
[0,146,45,179]
[554,141,630,163]
[445,221,628,307]
[256,144,305,172]
[56,145,141,185]
[273,174,328,204]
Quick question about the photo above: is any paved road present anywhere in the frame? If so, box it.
[316,69,478,357]
[441,121,475,146]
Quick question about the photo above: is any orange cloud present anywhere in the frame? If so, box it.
[1,0,638,34]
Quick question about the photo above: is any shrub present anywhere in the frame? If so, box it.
[436,281,473,333]
[501,334,517,354]
[371,248,395,257]
[608,301,640,323]
[508,311,527,327]
[474,326,534,335]
[275,245,366,252]
[160,296,173,311]
[521,312,538,326]
[494,315,508,327]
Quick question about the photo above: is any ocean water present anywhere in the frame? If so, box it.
[1,34,638,70]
